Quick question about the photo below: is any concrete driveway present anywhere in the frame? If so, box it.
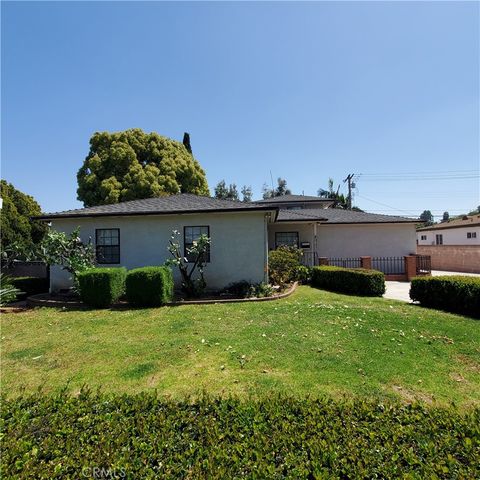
[383,270,480,303]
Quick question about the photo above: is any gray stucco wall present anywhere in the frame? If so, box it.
[269,222,417,257]
[316,223,417,257]
[50,211,269,291]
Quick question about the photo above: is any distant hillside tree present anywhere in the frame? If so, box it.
[77,129,209,207]
[262,178,292,199]
[468,206,480,215]
[0,180,47,251]
[241,185,252,202]
[441,211,449,223]
[419,210,434,226]
[214,181,239,201]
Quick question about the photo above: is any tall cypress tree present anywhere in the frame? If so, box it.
[183,132,192,154]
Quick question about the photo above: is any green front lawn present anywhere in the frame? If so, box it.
[2,286,479,406]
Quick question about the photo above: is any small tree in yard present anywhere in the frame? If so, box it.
[166,230,210,297]
[36,227,96,288]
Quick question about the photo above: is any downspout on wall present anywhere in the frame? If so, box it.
[264,213,270,283]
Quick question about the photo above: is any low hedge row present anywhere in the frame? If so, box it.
[1,391,478,479]
[126,266,174,307]
[410,276,480,318]
[10,277,49,299]
[311,266,386,296]
[77,268,127,308]
[77,266,174,308]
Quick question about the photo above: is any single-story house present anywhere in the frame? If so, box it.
[36,194,418,291]
[417,215,480,245]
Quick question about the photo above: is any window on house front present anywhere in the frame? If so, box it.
[467,232,477,239]
[275,232,299,249]
[435,234,443,245]
[421,235,427,240]
[96,229,120,264]
[184,226,210,262]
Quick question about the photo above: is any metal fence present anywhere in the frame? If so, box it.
[301,252,318,267]
[372,257,405,275]
[415,255,431,276]
[328,257,362,269]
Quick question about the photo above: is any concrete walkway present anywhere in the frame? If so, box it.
[384,281,412,302]
[383,270,480,303]
[431,270,480,277]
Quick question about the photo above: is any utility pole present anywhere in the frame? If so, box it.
[343,174,354,210]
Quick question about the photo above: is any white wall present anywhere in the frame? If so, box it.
[50,211,270,291]
[417,226,480,245]
[270,222,417,258]
[316,223,417,257]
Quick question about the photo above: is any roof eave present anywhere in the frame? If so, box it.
[417,222,480,232]
[34,206,278,221]
[277,219,419,224]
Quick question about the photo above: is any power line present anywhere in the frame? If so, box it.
[359,176,479,182]
[359,169,478,176]
[356,170,479,183]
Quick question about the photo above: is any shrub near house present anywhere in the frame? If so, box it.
[126,266,174,307]
[77,268,127,308]
[268,246,302,287]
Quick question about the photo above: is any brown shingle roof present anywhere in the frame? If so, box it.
[254,195,333,204]
[416,215,480,231]
[36,194,277,220]
[277,208,418,224]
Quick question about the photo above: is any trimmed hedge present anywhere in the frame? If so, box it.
[410,275,480,318]
[10,277,49,299]
[311,266,385,296]
[77,268,126,308]
[126,266,174,307]
[1,391,479,478]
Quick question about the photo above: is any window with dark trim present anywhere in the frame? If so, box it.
[435,234,443,245]
[421,235,427,240]
[275,231,299,249]
[96,229,120,264]
[184,226,210,262]
[467,232,477,239]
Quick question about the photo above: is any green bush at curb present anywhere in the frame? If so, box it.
[410,275,480,318]
[1,391,478,479]
[126,266,173,307]
[311,266,385,296]
[77,268,126,308]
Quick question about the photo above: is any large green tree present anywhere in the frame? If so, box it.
[0,180,46,250]
[77,129,209,207]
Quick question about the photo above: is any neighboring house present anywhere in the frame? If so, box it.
[257,195,417,265]
[416,214,480,274]
[416,215,480,245]
[36,194,418,291]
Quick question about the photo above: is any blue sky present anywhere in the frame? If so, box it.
[2,1,479,217]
